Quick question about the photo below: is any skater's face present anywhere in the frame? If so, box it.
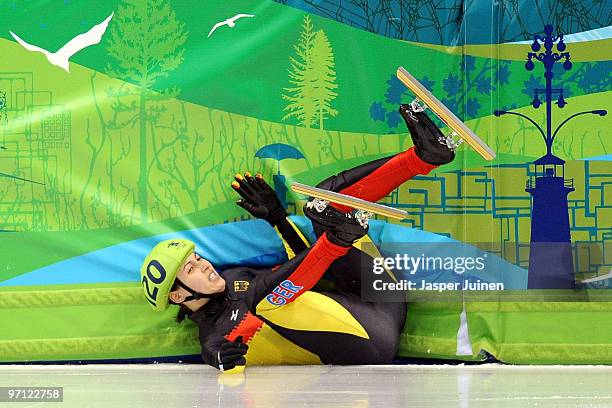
[169,253,225,303]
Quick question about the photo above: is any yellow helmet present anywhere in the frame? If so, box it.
[140,239,195,311]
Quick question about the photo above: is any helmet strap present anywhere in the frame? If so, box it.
[172,278,226,304]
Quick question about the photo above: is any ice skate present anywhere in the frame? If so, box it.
[399,104,456,166]
[292,182,407,223]
[302,198,369,247]
[396,67,496,161]
[295,183,408,245]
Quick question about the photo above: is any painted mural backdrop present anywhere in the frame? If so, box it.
[0,0,610,363]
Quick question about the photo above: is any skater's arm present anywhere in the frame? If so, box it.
[274,217,310,258]
[232,172,309,257]
[247,232,349,312]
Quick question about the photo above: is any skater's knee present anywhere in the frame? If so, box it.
[316,171,349,191]
[360,342,399,364]
[401,146,438,175]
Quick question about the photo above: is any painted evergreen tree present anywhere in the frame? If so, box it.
[310,30,338,130]
[283,16,338,129]
[104,0,187,224]
[282,15,317,128]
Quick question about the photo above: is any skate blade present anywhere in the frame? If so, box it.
[291,182,407,220]
[397,67,496,161]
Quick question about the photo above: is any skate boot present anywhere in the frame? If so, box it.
[399,103,456,166]
[396,68,495,160]
[303,199,369,247]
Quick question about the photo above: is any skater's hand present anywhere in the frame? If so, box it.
[232,172,287,226]
[215,337,248,372]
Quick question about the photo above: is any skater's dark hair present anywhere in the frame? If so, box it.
[171,280,192,323]
[176,305,191,323]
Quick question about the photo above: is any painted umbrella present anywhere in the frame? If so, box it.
[254,143,305,175]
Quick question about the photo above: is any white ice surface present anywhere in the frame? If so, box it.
[1,364,611,408]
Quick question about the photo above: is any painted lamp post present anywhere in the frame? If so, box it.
[494,25,607,289]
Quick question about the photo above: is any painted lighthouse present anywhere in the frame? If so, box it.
[495,25,607,289]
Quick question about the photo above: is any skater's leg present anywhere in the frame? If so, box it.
[336,147,435,212]
[316,104,456,213]
[317,147,435,213]
[307,105,456,293]
[272,291,407,364]
[308,144,434,237]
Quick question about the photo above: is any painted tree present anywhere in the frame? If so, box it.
[282,15,317,128]
[310,30,338,130]
[104,0,187,224]
[283,17,338,129]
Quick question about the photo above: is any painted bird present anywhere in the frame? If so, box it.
[9,12,114,73]
[208,13,254,38]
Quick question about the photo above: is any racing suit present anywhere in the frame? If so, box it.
[189,146,436,366]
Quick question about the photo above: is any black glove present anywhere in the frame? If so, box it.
[215,337,248,372]
[304,203,369,247]
[232,172,287,226]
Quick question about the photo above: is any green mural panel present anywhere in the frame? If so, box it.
[0,0,610,364]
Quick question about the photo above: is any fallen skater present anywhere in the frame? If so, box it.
[141,104,457,371]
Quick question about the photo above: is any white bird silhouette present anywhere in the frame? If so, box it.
[9,12,114,73]
[208,13,254,38]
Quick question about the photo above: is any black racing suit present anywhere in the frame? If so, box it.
[188,146,436,366]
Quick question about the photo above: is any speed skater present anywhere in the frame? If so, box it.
[140,104,455,371]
